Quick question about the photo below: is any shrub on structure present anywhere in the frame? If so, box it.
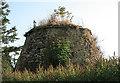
[38,6,74,27]
[54,6,73,22]
[44,39,72,67]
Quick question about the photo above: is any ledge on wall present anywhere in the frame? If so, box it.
[24,23,87,37]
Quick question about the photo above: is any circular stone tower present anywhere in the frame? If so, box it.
[15,24,99,72]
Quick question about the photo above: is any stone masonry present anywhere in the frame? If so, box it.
[15,24,99,72]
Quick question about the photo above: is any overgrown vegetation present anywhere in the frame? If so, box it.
[38,6,75,27]
[1,2,119,81]
[44,39,72,67]
[2,55,120,81]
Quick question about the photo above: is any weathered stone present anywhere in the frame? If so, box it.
[26,55,30,57]
[15,24,99,72]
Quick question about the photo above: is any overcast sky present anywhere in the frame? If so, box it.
[6,0,119,59]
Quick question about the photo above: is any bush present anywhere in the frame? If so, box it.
[44,39,72,67]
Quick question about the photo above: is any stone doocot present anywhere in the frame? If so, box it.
[15,24,99,72]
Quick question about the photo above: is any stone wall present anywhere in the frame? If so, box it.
[15,24,99,72]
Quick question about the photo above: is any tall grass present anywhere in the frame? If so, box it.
[37,14,77,28]
[2,55,120,81]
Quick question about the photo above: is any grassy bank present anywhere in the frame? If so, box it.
[2,56,120,81]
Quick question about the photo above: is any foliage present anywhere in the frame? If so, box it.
[2,55,120,81]
[0,0,22,72]
[44,39,72,67]
[54,6,73,22]
[38,6,74,27]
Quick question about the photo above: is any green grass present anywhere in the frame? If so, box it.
[2,56,120,81]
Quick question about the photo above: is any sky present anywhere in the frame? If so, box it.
[6,0,119,59]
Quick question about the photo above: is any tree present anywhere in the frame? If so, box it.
[0,0,22,72]
[54,6,73,22]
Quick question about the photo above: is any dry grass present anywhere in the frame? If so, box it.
[2,55,119,81]
[37,14,76,28]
